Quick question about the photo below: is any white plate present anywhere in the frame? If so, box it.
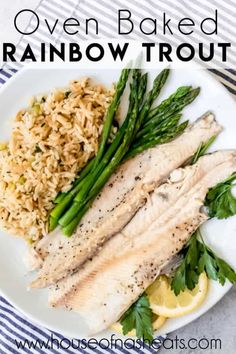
[0,66,236,339]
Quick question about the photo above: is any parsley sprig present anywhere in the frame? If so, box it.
[205,173,236,219]
[171,229,236,295]
[185,136,216,166]
[120,294,153,341]
[172,170,236,295]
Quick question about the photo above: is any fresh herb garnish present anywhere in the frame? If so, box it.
[205,173,236,219]
[64,91,71,98]
[35,145,42,153]
[171,229,236,295]
[187,135,216,165]
[120,293,154,341]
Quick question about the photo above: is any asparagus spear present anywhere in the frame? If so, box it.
[49,177,87,230]
[62,201,91,237]
[49,216,59,232]
[124,121,189,160]
[133,68,170,135]
[92,68,130,171]
[89,80,140,199]
[61,70,141,235]
[53,157,96,205]
[134,113,182,144]
[143,86,192,123]
[75,157,96,182]
[53,193,66,205]
[135,86,191,139]
[142,88,200,132]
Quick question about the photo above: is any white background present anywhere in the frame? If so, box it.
[0,0,39,44]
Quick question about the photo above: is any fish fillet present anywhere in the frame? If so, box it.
[49,151,236,334]
[30,113,222,288]
[48,150,234,305]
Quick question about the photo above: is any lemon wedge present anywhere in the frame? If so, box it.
[110,315,166,336]
[146,273,208,318]
[152,314,166,330]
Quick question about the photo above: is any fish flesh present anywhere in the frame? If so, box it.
[49,150,236,334]
[30,113,222,288]
[30,113,222,287]
[48,151,227,306]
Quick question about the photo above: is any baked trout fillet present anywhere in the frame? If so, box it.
[30,113,222,288]
[48,150,236,335]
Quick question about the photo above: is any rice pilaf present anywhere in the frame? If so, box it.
[0,78,113,242]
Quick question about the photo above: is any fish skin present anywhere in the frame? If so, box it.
[30,113,222,288]
[49,152,236,335]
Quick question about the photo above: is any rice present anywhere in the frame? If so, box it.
[0,78,113,242]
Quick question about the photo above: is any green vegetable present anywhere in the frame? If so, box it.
[133,113,182,145]
[32,103,41,115]
[171,229,236,295]
[62,201,91,237]
[137,86,190,138]
[142,87,200,130]
[0,143,7,151]
[35,145,42,153]
[134,68,170,135]
[8,182,15,191]
[205,173,236,219]
[135,110,180,140]
[49,215,59,231]
[188,136,217,165]
[92,68,130,171]
[125,121,188,160]
[52,158,96,206]
[49,176,88,227]
[142,86,191,124]
[120,294,154,341]
[64,91,71,98]
[53,193,66,204]
[50,156,103,229]
[19,176,26,185]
